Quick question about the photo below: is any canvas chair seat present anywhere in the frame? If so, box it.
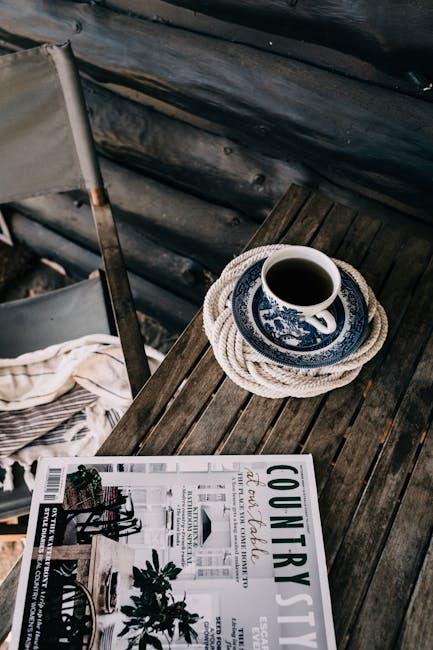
[0,276,114,358]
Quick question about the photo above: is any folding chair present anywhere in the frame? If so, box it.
[0,42,150,396]
[0,275,117,538]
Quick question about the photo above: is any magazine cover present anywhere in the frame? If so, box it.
[10,455,336,650]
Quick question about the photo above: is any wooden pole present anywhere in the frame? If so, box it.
[89,188,151,396]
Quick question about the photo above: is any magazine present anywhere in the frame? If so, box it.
[10,455,336,650]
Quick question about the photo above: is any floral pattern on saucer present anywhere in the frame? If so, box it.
[232,259,368,368]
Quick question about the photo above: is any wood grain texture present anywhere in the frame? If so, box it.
[218,395,284,455]
[9,212,196,331]
[98,312,208,455]
[279,193,333,245]
[330,323,433,644]
[84,80,307,222]
[1,1,433,217]
[97,159,253,269]
[13,193,214,305]
[162,0,433,78]
[350,421,433,649]
[178,379,249,455]
[320,244,433,571]
[398,532,433,649]
[306,203,358,256]
[244,185,312,248]
[87,73,432,223]
[102,0,431,98]
[138,347,225,456]
[88,200,151,393]
[260,394,324,455]
[301,222,404,492]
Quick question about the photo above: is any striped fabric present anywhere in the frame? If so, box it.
[0,335,133,491]
[0,335,161,491]
[23,411,89,448]
[0,386,96,460]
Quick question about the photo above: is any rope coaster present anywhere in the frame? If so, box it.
[203,245,388,398]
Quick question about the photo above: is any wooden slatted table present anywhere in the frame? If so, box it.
[1,185,433,649]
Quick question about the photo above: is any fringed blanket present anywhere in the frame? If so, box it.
[0,334,162,491]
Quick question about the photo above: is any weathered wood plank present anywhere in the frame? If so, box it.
[397,532,433,649]
[85,81,306,222]
[137,347,225,456]
[85,75,433,224]
[329,322,433,644]
[98,312,208,455]
[260,395,324,455]
[2,1,433,217]
[320,249,433,568]
[219,395,285,455]
[332,213,383,272]
[279,193,333,244]
[90,199,151,394]
[306,203,358,255]
[13,194,214,304]
[178,380,249,455]
[103,0,429,98]
[245,185,312,249]
[349,423,433,649]
[97,158,254,267]
[162,0,433,79]
[9,212,196,331]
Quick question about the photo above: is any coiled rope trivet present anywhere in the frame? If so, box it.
[203,245,388,398]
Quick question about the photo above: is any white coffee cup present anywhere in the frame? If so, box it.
[261,246,341,334]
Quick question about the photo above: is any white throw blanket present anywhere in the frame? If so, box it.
[0,334,162,490]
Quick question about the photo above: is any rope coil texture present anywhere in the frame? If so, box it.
[203,245,388,398]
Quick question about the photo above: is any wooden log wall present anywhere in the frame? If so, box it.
[160,0,433,79]
[1,0,433,332]
[84,80,309,221]
[9,212,195,331]
[106,1,433,95]
[12,194,213,304]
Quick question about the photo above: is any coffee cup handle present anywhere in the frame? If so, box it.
[305,310,336,334]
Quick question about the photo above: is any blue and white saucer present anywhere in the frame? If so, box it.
[232,259,369,368]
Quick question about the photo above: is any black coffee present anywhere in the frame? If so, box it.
[266,258,333,306]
